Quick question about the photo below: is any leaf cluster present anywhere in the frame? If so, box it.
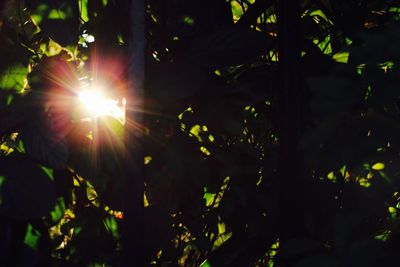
[2,0,400,266]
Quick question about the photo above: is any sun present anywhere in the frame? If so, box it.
[79,89,108,115]
[78,86,125,123]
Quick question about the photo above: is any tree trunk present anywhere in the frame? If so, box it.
[277,0,305,247]
[122,0,145,265]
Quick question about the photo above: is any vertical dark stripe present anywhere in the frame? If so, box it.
[122,0,145,266]
[277,0,304,242]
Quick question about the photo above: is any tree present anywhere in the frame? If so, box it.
[2,0,400,266]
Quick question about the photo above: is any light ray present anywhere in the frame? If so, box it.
[78,85,125,124]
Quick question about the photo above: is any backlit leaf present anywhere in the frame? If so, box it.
[0,64,28,92]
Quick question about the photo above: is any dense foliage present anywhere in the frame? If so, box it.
[2,0,400,266]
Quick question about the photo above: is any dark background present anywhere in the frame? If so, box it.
[1,0,400,266]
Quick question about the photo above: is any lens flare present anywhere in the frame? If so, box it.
[78,87,125,124]
[79,89,108,115]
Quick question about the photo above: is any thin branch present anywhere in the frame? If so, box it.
[237,0,273,27]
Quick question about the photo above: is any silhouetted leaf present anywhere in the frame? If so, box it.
[0,153,56,219]
[22,120,68,169]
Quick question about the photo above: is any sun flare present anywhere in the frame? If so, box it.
[78,88,125,123]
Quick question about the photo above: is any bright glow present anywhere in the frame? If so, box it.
[78,88,125,123]
[82,33,95,43]
[79,90,106,115]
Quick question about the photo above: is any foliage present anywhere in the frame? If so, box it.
[2,0,400,266]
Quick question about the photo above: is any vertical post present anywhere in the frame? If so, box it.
[277,0,304,243]
[122,0,145,266]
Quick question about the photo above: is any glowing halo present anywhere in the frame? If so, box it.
[78,84,125,124]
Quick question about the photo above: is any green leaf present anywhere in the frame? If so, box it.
[104,217,120,239]
[332,52,349,63]
[50,197,66,223]
[0,64,28,92]
[200,261,212,267]
[24,224,40,249]
[98,116,124,140]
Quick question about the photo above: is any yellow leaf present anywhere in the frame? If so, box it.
[144,156,152,165]
[144,193,149,207]
[200,146,211,156]
[388,206,396,214]
[217,223,226,234]
[372,162,385,171]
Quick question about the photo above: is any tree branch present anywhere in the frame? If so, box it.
[237,0,273,27]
